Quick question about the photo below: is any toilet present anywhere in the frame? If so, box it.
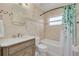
[35,37,48,56]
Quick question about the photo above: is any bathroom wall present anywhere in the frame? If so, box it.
[44,8,64,41]
[44,4,79,44]
[0,4,45,39]
[76,4,79,45]
[25,4,45,39]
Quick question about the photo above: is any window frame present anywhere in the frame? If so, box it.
[48,16,62,26]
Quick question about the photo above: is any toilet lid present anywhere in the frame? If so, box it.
[38,44,47,49]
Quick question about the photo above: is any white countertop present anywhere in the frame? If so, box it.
[0,36,35,47]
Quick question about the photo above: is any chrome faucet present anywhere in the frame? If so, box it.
[17,33,22,37]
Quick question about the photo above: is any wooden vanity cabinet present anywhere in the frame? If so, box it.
[0,39,36,56]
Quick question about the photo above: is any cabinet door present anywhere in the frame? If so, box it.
[24,46,33,56]
[0,48,1,56]
[24,45,36,56]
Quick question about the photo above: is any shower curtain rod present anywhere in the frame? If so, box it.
[40,6,64,16]
[40,4,76,16]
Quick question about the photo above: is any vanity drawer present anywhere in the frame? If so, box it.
[8,39,35,55]
[10,50,25,56]
[10,45,33,56]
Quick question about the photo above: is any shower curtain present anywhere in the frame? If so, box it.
[62,4,76,56]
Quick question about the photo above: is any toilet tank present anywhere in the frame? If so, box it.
[35,37,41,45]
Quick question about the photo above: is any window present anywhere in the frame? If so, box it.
[49,16,62,26]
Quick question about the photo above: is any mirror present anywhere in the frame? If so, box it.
[0,15,4,37]
[12,12,26,26]
[11,4,26,26]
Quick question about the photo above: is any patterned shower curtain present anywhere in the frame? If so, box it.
[62,4,76,56]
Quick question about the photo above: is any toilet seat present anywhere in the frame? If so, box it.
[37,44,47,52]
[37,44,48,56]
[38,44,47,50]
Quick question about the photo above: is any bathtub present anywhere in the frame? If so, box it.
[41,39,63,56]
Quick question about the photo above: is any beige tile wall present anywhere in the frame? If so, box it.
[44,4,79,43]
[76,4,79,45]
[0,4,45,39]
[44,8,64,41]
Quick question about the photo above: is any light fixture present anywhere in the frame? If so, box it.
[22,3,28,7]
[20,3,29,8]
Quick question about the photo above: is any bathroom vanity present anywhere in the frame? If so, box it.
[0,36,36,56]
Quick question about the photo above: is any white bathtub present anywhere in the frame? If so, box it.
[41,39,63,56]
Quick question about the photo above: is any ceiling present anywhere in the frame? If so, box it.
[34,3,69,12]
